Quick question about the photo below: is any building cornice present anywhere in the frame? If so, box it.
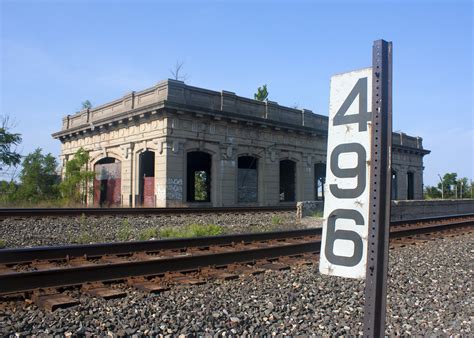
[52,79,430,155]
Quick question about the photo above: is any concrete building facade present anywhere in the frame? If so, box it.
[52,79,430,207]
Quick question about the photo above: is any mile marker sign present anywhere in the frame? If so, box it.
[319,68,372,279]
[319,40,392,337]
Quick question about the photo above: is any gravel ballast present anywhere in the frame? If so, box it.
[0,211,309,248]
[0,232,471,335]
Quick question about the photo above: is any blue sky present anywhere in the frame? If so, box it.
[1,0,472,186]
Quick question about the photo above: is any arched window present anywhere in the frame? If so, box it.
[187,151,211,202]
[280,160,296,202]
[238,156,258,203]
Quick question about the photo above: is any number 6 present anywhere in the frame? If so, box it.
[325,209,364,267]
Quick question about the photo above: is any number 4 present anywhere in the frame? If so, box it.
[333,77,371,132]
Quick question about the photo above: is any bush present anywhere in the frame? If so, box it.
[159,223,223,239]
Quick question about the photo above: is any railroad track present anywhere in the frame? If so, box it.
[0,206,295,218]
[0,214,472,310]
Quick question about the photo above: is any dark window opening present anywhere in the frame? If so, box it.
[238,156,258,203]
[391,170,398,200]
[314,163,326,201]
[280,160,296,202]
[139,151,155,206]
[407,172,414,200]
[187,151,211,202]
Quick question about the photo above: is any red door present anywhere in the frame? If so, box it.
[143,177,155,207]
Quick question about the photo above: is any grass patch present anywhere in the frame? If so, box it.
[117,218,133,241]
[139,227,159,241]
[310,210,324,218]
[159,223,223,239]
[271,215,283,225]
[74,213,101,244]
[0,239,6,248]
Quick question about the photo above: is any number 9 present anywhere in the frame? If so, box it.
[329,143,366,199]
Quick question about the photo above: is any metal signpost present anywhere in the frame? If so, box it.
[319,39,392,337]
[363,39,393,337]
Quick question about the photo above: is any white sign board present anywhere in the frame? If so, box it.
[319,68,372,279]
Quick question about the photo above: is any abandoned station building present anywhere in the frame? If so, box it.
[53,79,430,207]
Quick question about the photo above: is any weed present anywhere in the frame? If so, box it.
[76,232,94,244]
[271,215,283,225]
[159,223,223,239]
[310,210,323,218]
[75,214,100,244]
[79,213,87,228]
[117,218,133,241]
[0,239,6,248]
[139,227,158,241]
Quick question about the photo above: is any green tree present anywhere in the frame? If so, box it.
[15,148,59,203]
[438,172,458,198]
[426,173,473,199]
[254,84,269,101]
[457,176,471,198]
[0,180,18,204]
[194,171,208,201]
[0,116,22,169]
[81,100,92,110]
[424,185,441,199]
[59,147,95,205]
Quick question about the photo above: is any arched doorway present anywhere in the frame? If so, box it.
[238,156,258,203]
[187,151,211,202]
[407,172,414,200]
[139,151,155,207]
[314,163,326,200]
[280,159,296,202]
[94,157,121,207]
[391,170,398,200]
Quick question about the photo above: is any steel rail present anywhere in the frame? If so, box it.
[0,240,319,295]
[0,219,472,295]
[390,213,474,226]
[390,218,473,238]
[0,228,321,265]
[1,213,472,265]
[0,206,296,218]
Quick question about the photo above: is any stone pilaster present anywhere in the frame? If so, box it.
[120,143,134,207]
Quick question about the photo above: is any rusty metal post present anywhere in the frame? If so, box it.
[364,39,393,337]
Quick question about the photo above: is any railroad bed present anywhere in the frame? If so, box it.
[0,215,472,336]
[1,215,472,297]
[0,207,298,248]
